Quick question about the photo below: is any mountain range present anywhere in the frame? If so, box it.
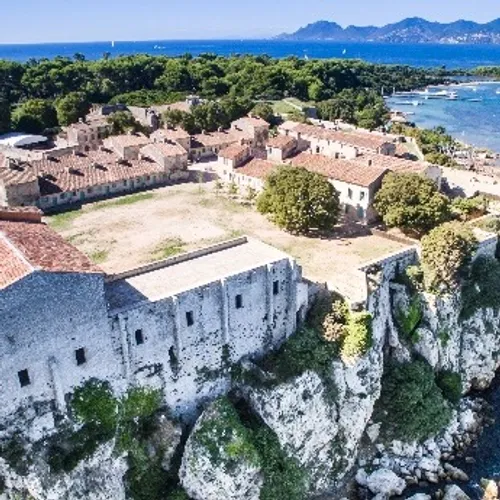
[276,17,500,44]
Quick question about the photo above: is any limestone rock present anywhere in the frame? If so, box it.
[366,468,406,497]
[443,485,471,500]
[481,479,499,500]
[406,494,432,500]
[179,399,263,500]
[146,412,183,471]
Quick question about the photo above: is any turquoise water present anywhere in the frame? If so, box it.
[387,83,500,152]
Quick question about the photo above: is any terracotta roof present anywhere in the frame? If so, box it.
[289,153,388,187]
[151,127,191,142]
[235,159,276,180]
[288,123,394,151]
[233,116,270,128]
[0,220,100,289]
[141,142,187,158]
[361,153,430,174]
[267,135,297,149]
[0,163,38,186]
[279,121,300,132]
[0,152,5,168]
[31,150,165,194]
[218,144,249,160]
[105,134,150,149]
[192,130,245,148]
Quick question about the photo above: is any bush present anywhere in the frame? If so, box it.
[461,256,500,319]
[405,265,425,291]
[395,295,423,343]
[374,173,451,237]
[421,221,477,293]
[436,371,462,404]
[452,196,488,221]
[257,166,340,234]
[341,311,373,360]
[377,360,452,442]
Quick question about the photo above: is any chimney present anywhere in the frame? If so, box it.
[368,159,373,166]
[0,206,43,224]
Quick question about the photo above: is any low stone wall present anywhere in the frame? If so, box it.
[370,228,419,246]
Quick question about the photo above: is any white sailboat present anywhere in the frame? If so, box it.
[111,41,115,48]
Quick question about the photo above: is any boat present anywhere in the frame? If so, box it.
[468,98,483,102]
[447,92,459,100]
[111,41,115,48]
[496,89,500,95]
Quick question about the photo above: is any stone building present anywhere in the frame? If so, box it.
[104,134,151,160]
[231,116,270,147]
[0,212,308,429]
[140,142,189,175]
[266,135,298,163]
[218,144,251,171]
[0,157,40,207]
[65,117,111,152]
[151,128,192,153]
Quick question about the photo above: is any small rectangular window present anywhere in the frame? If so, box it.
[273,281,280,295]
[75,348,86,366]
[186,311,194,326]
[135,329,144,345]
[235,294,243,309]
[360,191,366,201]
[348,188,353,199]
[18,369,30,387]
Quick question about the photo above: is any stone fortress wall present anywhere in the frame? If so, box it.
[0,236,307,437]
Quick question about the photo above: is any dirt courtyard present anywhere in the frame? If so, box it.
[47,182,409,289]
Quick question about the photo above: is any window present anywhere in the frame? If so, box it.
[18,369,30,388]
[273,280,280,296]
[186,311,194,327]
[87,187,93,194]
[235,294,243,309]
[123,180,127,186]
[360,191,366,201]
[135,329,144,345]
[75,348,86,366]
[348,188,353,199]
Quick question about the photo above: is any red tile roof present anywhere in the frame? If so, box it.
[218,144,249,160]
[151,127,191,142]
[289,153,388,187]
[361,153,430,174]
[236,159,276,180]
[233,116,270,128]
[267,135,297,149]
[31,150,165,194]
[192,130,245,148]
[0,220,100,289]
[105,134,150,149]
[141,142,187,158]
[0,162,38,186]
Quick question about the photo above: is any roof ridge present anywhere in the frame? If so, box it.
[0,230,36,273]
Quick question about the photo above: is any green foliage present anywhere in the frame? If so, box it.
[438,328,451,346]
[436,371,462,405]
[421,221,477,293]
[473,215,500,234]
[452,196,489,221]
[167,488,190,500]
[107,110,145,135]
[0,97,11,134]
[55,91,90,126]
[254,426,307,500]
[461,256,500,319]
[194,397,260,467]
[12,98,57,133]
[316,88,388,128]
[109,89,185,107]
[374,172,451,237]
[390,123,459,167]
[257,166,340,234]
[395,295,423,343]
[377,360,452,442]
[71,379,118,434]
[251,102,276,124]
[341,312,373,360]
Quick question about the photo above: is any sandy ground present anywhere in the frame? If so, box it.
[443,166,500,199]
[46,181,408,289]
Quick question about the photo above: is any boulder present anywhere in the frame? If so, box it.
[180,399,263,500]
[366,468,406,497]
[406,494,432,500]
[443,485,470,500]
[146,412,183,471]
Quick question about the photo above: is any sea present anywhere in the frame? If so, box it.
[1,39,500,152]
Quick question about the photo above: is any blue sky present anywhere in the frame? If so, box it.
[2,0,500,44]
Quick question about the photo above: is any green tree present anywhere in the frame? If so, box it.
[377,360,452,442]
[11,98,58,134]
[421,221,477,293]
[55,91,91,126]
[0,97,11,134]
[107,111,144,135]
[374,173,451,237]
[257,166,340,234]
[251,102,275,124]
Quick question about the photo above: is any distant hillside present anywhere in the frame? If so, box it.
[276,17,500,44]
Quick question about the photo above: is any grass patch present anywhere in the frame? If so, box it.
[47,210,82,230]
[89,249,109,264]
[151,238,186,261]
[92,192,156,209]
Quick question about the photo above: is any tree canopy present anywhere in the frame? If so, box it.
[0,97,10,134]
[421,221,477,293]
[11,98,58,134]
[374,173,451,237]
[106,111,144,135]
[257,166,340,234]
[55,91,91,126]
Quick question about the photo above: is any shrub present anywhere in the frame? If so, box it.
[461,256,500,319]
[377,360,452,442]
[257,166,340,234]
[421,221,477,293]
[436,371,462,404]
[395,295,423,343]
[374,173,451,237]
[341,312,373,360]
[405,265,425,292]
[452,196,488,221]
